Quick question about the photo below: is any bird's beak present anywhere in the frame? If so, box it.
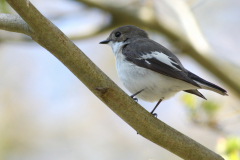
[99,39,110,44]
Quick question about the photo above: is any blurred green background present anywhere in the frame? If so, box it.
[0,0,239,160]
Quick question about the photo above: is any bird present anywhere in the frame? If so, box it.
[99,25,228,116]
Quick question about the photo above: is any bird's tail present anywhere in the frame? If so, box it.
[188,71,228,96]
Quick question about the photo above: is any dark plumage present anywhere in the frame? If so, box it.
[100,25,228,115]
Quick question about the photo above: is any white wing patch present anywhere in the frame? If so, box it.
[139,51,182,71]
[145,60,151,65]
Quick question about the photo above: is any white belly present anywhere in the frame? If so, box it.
[115,54,198,102]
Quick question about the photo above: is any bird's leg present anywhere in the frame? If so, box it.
[150,99,162,117]
[130,89,144,102]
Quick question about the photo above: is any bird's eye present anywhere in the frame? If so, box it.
[115,32,121,37]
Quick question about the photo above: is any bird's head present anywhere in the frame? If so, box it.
[99,25,148,45]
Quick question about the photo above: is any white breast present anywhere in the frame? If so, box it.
[109,41,198,102]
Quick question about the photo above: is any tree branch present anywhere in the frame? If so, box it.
[1,1,224,160]
[78,0,240,97]
[0,13,31,35]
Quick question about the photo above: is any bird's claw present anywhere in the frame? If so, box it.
[152,113,158,118]
[132,97,138,102]
[130,95,138,102]
[130,90,143,102]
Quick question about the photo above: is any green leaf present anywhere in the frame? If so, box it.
[201,101,220,118]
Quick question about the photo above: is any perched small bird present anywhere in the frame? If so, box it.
[100,25,228,116]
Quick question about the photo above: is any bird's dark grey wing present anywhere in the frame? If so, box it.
[122,38,200,88]
[187,71,227,95]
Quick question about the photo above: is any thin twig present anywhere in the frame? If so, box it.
[0,13,31,36]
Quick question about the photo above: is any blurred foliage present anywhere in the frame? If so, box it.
[216,137,240,160]
[0,0,8,13]
[181,94,240,159]
[181,93,222,129]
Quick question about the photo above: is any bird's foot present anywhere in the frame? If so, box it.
[132,97,138,102]
[130,94,139,102]
[130,90,143,102]
[149,99,162,118]
[151,113,158,118]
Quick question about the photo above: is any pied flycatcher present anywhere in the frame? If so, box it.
[100,25,228,116]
